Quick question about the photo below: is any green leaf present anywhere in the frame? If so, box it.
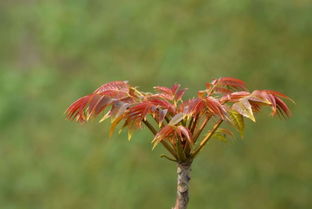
[232,99,256,122]
[228,110,245,137]
[212,133,228,142]
[212,128,233,142]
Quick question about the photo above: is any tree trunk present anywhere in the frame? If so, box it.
[172,163,191,209]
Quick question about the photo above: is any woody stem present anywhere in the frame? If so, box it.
[172,162,192,209]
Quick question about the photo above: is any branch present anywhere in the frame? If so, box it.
[191,119,223,158]
[161,141,178,160]
[188,116,194,130]
[143,120,157,135]
[165,115,170,123]
[190,115,198,133]
[192,115,211,143]
[160,154,177,162]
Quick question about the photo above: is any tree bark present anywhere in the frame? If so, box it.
[172,163,191,209]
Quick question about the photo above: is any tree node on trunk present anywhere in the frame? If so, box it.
[173,163,192,209]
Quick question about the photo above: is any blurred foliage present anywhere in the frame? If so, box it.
[0,0,311,208]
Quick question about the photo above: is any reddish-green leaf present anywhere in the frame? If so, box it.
[169,113,185,126]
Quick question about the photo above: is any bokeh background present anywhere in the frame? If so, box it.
[1,0,311,209]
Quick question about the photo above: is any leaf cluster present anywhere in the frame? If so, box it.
[66,78,293,163]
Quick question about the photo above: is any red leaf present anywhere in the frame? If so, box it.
[94,81,129,94]
[127,102,153,121]
[263,90,294,102]
[177,126,193,145]
[181,98,205,116]
[148,97,176,113]
[220,91,250,103]
[204,97,226,117]
[154,83,186,101]
[65,95,91,122]
[251,90,292,118]
[154,86,172,95]
[171,83,181,94]
[275,96,291,118]
[211,77,247,90]
[152,125,175,149]
[175,89,187,101]
[213,87,233,95]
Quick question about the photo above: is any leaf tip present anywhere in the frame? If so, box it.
[127,131,133,141]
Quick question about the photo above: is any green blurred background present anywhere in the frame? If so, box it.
[0,0,311,208]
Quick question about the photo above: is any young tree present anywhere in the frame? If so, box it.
[65,78,293,209]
